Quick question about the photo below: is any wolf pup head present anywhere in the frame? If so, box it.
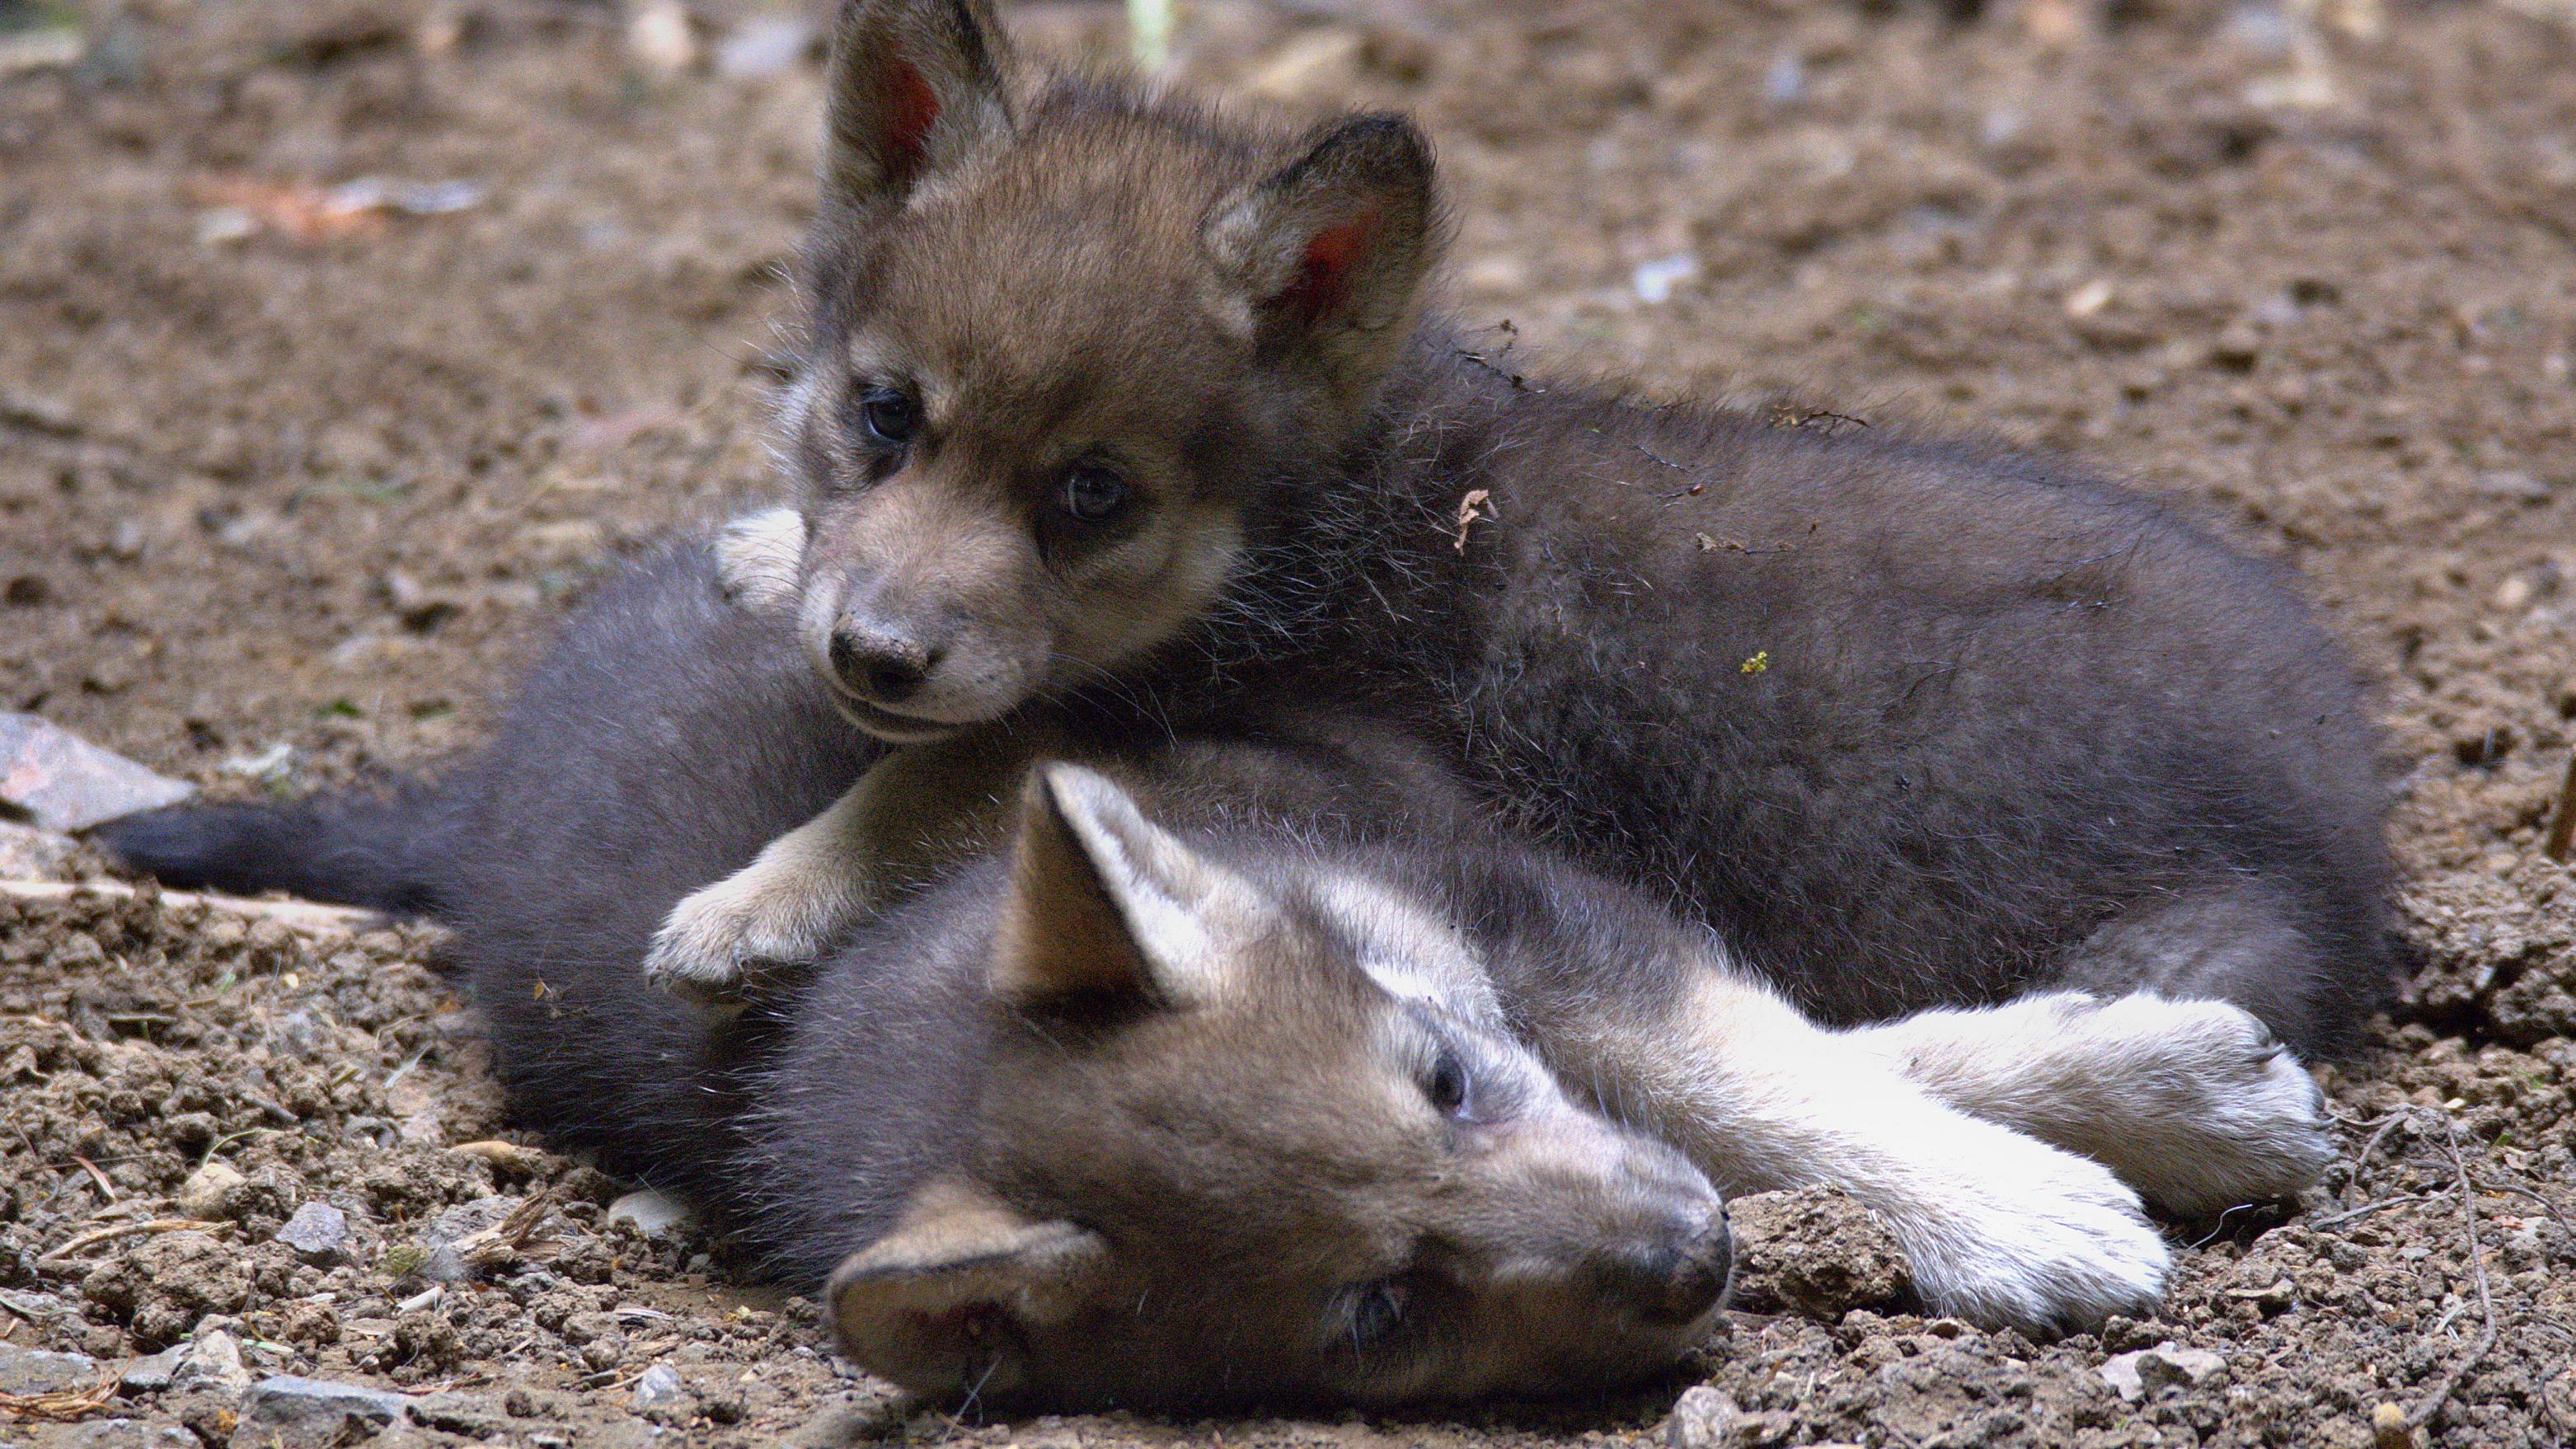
[768,0,1442,741]
[827,765,1729,1408]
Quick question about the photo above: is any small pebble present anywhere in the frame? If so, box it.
[633,1362,687,1408]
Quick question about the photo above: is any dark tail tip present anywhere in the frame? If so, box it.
[92,790,444,916]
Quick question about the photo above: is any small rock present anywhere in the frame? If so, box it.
[786,1400,883,1449]
[0,385,78,434]
[2454,724,2516,767]
[177,1161,247,1221]
[1665,1385,1739,1449]
[1631,253,1701,305]
[0,1342,100,1395]
[218,741,296,785]
[47,1422,196,1449]
[0,713,194,832]
[1762,49,1804,106]
[632,1362,687,1409]
[382,571,463,633]
[2099,1340,2226,1402]
[120,1345,185,1394]
[274,1203,351,1266]
[235,1376,409,1448]
[406,1390,512,1438]
[2209,322,2262,372]
[626,0,700,77]
[171,1329,252,1392]
[2493,574,2536,611]
[715,15,814,78]
[268,1009,333,1060]
[608,1189,691,1238]
[1724,1187,1909,1320]
[0,1287,79,1326]
[418,1194,522,1282]
[449,1139,552,1174]
[0,818,77,881]
[2472,470,2552,503]
[0,26,83,78]
[196,207,258,246]
[2064,279,2115,318]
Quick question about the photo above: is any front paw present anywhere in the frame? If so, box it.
[1903,1151,2169,1335]
[644,869,841,1003]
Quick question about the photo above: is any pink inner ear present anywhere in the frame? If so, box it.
[884,54,941,180]
[1279,211,1379,325]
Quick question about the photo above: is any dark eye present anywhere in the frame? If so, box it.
[1344,1280,1406,1353]
[1426,1046,1469,1118]
[857,385,920,447]
[1058,464,1129,523]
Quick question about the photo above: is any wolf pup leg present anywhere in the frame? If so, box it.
[1842,991,2336,1218]
[2054,880,2381,1059]
[645,776,892,1000]
[647,504,1029,998]
[1559,969,2170,1334]
[644,504,870,996]
[645,712,1068,997]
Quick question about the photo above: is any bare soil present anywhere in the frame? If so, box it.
[3,0,2573,1445]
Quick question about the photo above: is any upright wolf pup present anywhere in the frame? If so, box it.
[108,542,2335,1406]
[635,0,2394,1056]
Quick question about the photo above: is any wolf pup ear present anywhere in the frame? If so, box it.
[1204,113,1441,411]
[989,763,1263,1010]
[821,0,1016,217]
[827,1175,1105,1398]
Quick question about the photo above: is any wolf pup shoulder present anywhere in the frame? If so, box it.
[645,0,2394,1058]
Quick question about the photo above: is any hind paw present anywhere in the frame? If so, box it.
[2041,994,2335,1217]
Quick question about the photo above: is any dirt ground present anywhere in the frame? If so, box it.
[4,0,2574,1444]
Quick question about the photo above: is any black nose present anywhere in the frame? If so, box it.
[1593,1213,1731,1327]
[828,626,940,704]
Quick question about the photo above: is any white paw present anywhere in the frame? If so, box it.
[1901,1143,2169,1336]
[713,506,807,615]
[643,865,842,1001]
[2069,996,2334,1217]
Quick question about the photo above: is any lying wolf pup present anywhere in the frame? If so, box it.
[105,542,2335,1407]
[629,0,2395,1058]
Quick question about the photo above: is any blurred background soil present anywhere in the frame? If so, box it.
[2,0,2573,1444]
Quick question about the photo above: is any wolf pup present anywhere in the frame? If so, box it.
[106,542,2334,1404]
[640,0,2395,1059]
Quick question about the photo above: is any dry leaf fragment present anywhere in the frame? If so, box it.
[1454,489,1495,552]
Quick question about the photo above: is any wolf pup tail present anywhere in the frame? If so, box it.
[94,783,454,915]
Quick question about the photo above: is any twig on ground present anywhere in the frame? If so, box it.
[2473,1175,2574,1236]
[2546,746,2575,862]
[2309,1193,2432,1230]
[0,878,382,936]
[2348,1112,2411,1194]
[2402,1115,2499,1434]
[35,1217,231,1269]
[0,1371,118,1423]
